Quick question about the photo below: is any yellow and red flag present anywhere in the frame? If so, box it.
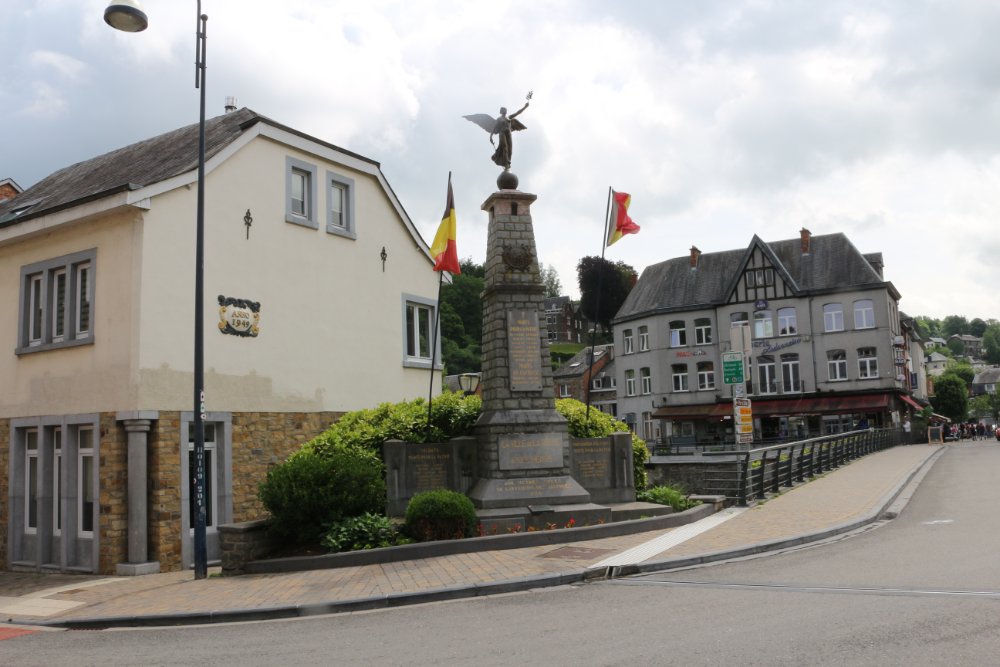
[431,175,461,274]
[606,189,640,246]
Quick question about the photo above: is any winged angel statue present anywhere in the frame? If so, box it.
[464,91,532,170]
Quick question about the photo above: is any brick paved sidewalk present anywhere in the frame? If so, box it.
[0,444,939,628]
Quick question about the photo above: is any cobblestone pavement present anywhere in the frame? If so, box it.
[0,444,939,627]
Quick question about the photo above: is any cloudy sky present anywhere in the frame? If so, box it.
[4,0,1000,321]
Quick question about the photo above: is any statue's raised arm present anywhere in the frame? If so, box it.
[464,91,532,171]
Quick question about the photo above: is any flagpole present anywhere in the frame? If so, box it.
[585,186,613,421]
[427,269,445,440]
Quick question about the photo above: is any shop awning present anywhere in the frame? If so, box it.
[900,394,924,411]
[652,403,732,420]
[746,394,890,416]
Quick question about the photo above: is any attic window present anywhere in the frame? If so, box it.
[570,362,581,367]
[744,268,774,288]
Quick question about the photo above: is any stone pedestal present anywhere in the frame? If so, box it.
[470,188,590,509]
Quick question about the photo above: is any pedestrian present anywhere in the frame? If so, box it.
[903,416,912,444]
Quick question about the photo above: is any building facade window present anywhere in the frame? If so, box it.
[824,303,844,332]
[642,411,656,442]
[730,311,749,328]
[781,353,801,392]
[669,321,687,347]
[697,361,715,390]
[285,157,319,228]
[744,268,774,287]
[777,307,797,336]
[695,318,712,345]
[640,367,652,394]
[401,294,438,369]
[758,356,777,394]
[18,249,96,354]
[623,329,634,354]
[326,171,356,239]
[638,325,649,351]
[559,384,571,397]
[854,299,875,329]
[11,417,101,572]
[625,369,636,396]
[754,310,773,338]
[858,347,878,378]
[828,349,848,381]
[180,413,233,568]
[671,364,689,392]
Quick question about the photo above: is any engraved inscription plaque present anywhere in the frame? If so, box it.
[405,444,451,493]
[499,433,563,470]
[508,310,543,391]
[572,440,613,487]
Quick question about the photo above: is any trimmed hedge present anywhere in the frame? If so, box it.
[259,444,385,544]
[404,489,478,541]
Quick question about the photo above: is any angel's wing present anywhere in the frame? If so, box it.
[463,113,497,133]
[511,119,527,132]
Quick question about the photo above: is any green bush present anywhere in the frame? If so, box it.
[305,391,481,456]
[404,489,478,541]
[259,444,385,544]
[556,398,649,490]
[321,513,410,553]
[637,485,697,511]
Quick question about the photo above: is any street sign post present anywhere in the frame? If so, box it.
[734,397,753,446]
[722,351,744,385]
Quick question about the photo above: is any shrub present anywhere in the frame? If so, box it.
[305,391,481,456]
[404,489,478,541]
[637,484,697,511]
[321,513,410,553]
[556,398,650,490]
[259,444,385,544]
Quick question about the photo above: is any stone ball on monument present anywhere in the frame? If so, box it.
[497,170,519,191]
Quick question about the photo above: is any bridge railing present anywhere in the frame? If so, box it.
[701,428,901,506]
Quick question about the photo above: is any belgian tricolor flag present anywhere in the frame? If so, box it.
[431,175,461,274]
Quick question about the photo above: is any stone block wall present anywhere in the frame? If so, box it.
[230,411,341,523]
[98,412,128,573]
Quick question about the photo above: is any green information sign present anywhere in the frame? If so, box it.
[722,352,744,385]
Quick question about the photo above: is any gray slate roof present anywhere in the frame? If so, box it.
[553,345,612,379]
[0,108,376,227]
[614,233,895,323]
[973,368,1000,385]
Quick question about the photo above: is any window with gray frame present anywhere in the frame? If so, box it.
[671,364,688,392]
[638,325,649,351]
[858,347,878,378]
[828,349,848,381]
[625,369,636,396]
[781,353,801,392]
[18,249,95,354]
[402,294,438,369]
[695,318,712,345]
[824,303,844,332]
[669,321,687,347]
[640,367,652,394]
[623,329,634,354]
[697,361,715,390]
[777,307,797,336]
[854,299,875,329]
[285,157,318,229]
[326,171,356,239]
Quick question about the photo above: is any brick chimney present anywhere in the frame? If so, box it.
[800,228,812,255]
[690,246,701,268]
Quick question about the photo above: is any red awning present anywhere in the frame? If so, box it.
[652,403,732,420]
[748,394,890,416]
[900,394,924,411]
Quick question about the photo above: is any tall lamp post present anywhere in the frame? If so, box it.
[105,0,210,580]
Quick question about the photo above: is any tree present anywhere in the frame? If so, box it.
[969,393,1000,423]
[439,259,484,374]
[942,359,975,386]
[931,374,968,423]
[942,315,969,337]
[947,338,965,356]
[982,325,1000,364]
[538,262,562,298]
[970,318,988,337]
[577,256,637,333]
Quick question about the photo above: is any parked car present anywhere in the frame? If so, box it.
[995,427,1000,441]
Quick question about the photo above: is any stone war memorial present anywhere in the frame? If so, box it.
[384,95,655,531]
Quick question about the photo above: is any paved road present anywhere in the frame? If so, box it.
[3,443,998,665]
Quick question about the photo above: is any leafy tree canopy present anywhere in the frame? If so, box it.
[539,262,562,298]
[983,325,1000,364]
[931,374,968,423]
[440,258,484,374]
[942,315,970,337]
[970,318,988,337]
[577,256,637,332]
[942,359,975,385]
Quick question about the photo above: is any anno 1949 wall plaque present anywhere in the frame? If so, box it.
[507,309,542,391]
[218,295,260,337]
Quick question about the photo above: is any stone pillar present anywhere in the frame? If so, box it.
[469,188,590,509]
[116,415,161,576]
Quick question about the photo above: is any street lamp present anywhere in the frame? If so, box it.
[457,373,481,396]
[105,0,210,580]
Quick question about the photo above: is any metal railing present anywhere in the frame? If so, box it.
[700,428,901,506]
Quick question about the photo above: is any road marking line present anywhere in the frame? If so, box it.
[588,506,747,568]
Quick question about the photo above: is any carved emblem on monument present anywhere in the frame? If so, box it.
[502,243,533,271]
